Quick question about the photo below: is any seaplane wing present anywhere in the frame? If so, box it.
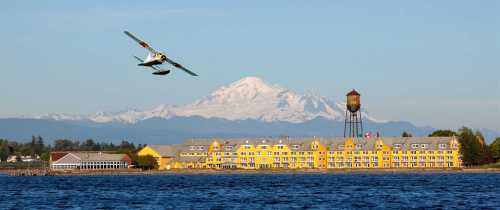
[133,56,170,75]
[164,57,198,76]
[124,31,158,54]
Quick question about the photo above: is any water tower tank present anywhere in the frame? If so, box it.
[346,89,361,113]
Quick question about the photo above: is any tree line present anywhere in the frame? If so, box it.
[0,136,48,162]
[427,127,500,166]
[0,137,157,169]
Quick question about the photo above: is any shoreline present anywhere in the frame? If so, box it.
[1,168,499,176]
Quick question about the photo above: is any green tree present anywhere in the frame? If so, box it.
[476,131,493,164]
[54,139,79,151]
[458,127,489,166]
[402,131,413,137]
[0,142,10,161]
[81,139,97,151]
[490,137,500,163]
[32,136,44,156]
[429,130,457,137]
[40,151,50,162]
[135,155,158,170]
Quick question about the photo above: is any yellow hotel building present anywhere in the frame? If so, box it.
[137,137,462,170]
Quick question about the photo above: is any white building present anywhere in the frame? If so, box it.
[50,152,132,170]
[6,155,40,163]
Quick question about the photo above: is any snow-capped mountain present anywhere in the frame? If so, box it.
[37,76,376,124]
[174,77,347,122]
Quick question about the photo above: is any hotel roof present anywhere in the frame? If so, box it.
[148,144,184,157]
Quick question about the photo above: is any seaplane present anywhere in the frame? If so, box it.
[124,31,198,76]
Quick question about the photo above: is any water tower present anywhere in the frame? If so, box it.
[344,89,363,138]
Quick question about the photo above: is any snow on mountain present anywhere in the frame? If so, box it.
[36,76,378,124]
[175,77,345,122]
[88,105,175,123]
[35,113,86,121]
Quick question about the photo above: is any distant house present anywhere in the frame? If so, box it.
[6,155,40,163]
[6,156,17,163]
[50,152,132,170]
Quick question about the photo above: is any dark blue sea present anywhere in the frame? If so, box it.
[0,173,499,209]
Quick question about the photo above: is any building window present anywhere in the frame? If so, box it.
[355,144,362,149]
[439,144,447,149]
[393,144,401,149]
[411,144,419,149]
[291,145,300,149]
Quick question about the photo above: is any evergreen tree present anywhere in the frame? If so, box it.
[475,131,492,164]
[34,136,44,156]
[428,130,457,137]
[489,137,500,163]
[458,127,489,166]
[81,139,96,151]
[0,140,10,161]
[402,131,413,137]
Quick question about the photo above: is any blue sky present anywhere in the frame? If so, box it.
[1,1,499,131]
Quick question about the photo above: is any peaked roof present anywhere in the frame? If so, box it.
[346,89,360,96]
[147,145,182,157]
[50,152,68,162]
[53,152,129,164]
[70,152,127,161]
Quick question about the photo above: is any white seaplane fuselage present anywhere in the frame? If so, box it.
[139,52,167,67]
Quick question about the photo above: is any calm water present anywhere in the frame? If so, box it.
[0,173,499,209]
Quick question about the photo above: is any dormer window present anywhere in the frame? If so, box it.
[291,145,300,149]
[393,144,401,149]
[198,146,205,150]
[189,146,196,150]
[225,146,233,150]
[355,144,362,149]
[439,144,447,149]
[420,144,427,149]
[411,144,419,149]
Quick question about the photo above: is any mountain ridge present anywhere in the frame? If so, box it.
[35,76,378,124]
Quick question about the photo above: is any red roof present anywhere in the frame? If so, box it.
[121,154,133,165]
[50,152,68,162]
[346,89,360,96]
